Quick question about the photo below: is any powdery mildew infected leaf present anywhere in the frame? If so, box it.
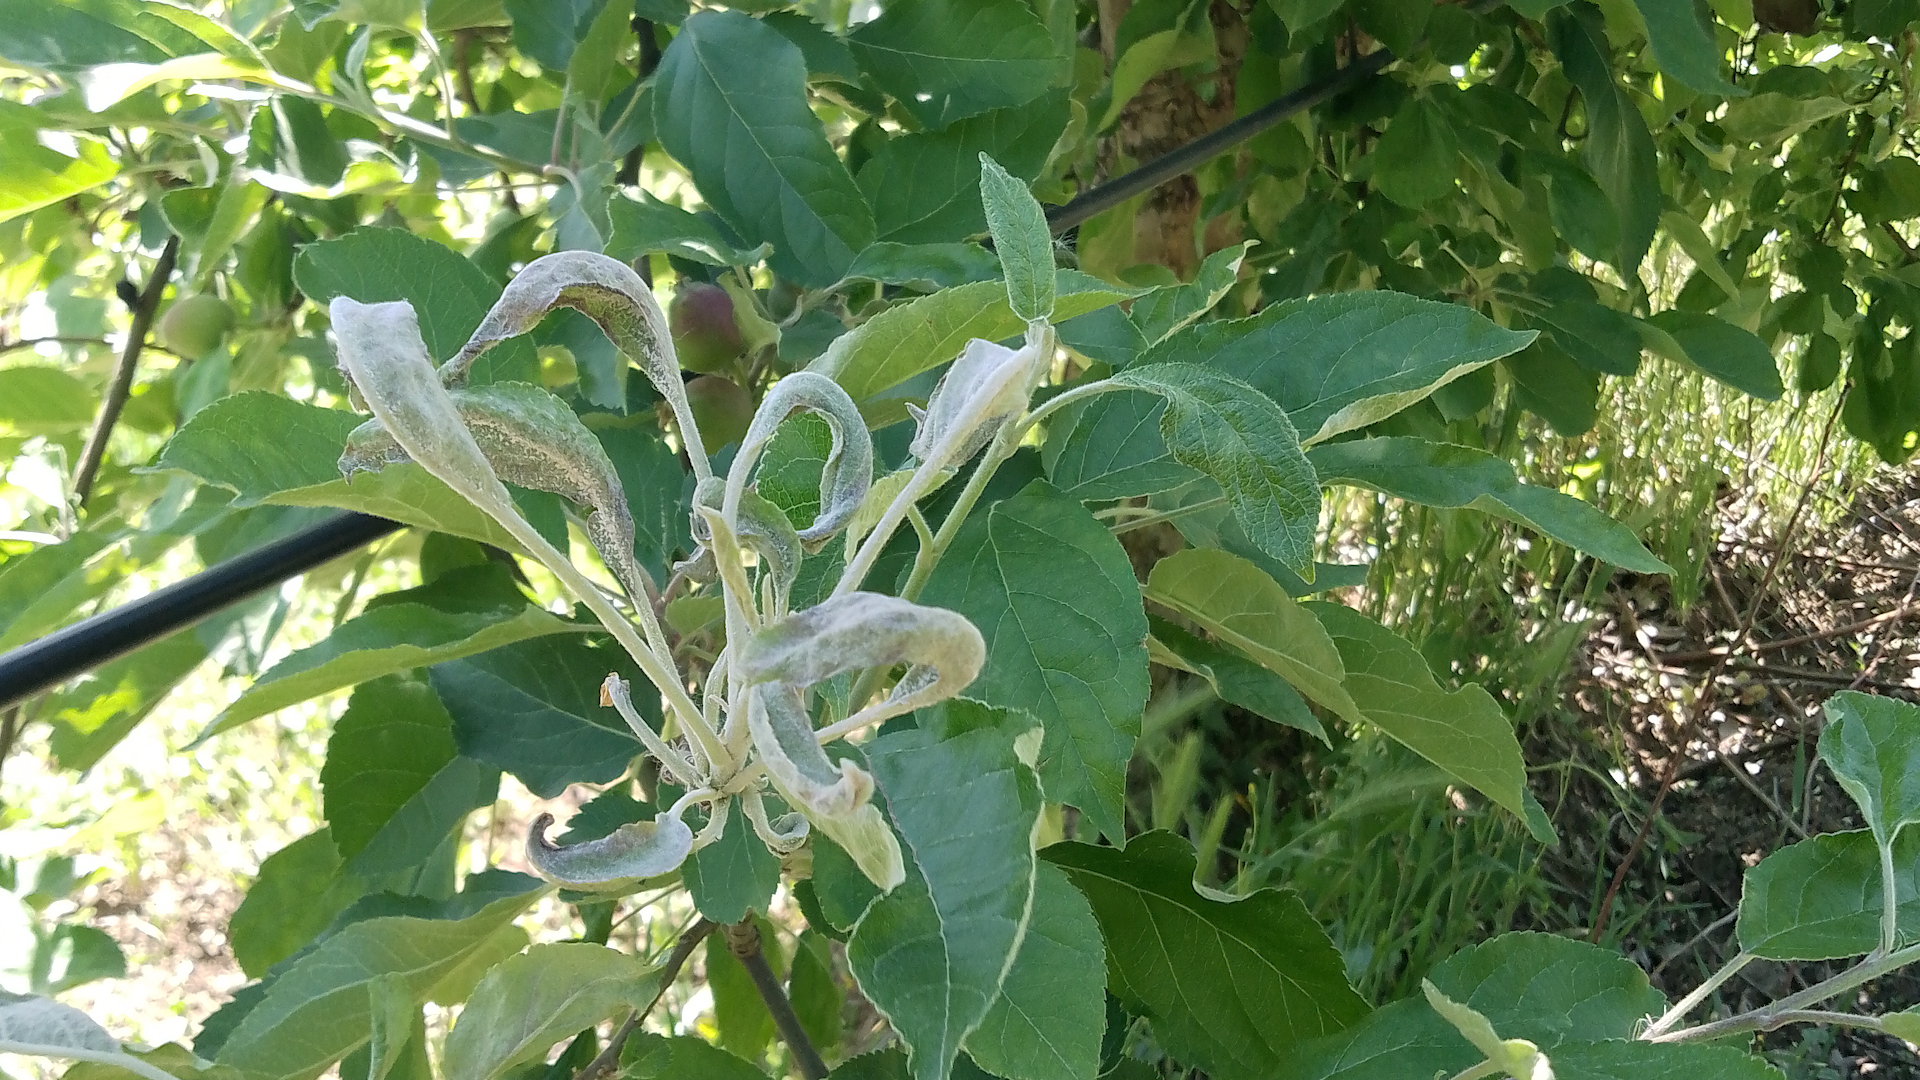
[748,685,904,889]
[740,592,985,728]
[442,250,714,480]
[526,810,694,887]
[727,370,874,548]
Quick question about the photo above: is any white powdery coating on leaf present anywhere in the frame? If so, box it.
[909,337,1043,468]
[526,811,694,886]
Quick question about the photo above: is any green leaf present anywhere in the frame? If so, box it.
[963,863,1105,1080]
[428,635,648,799]
[1160,291,1535,444]
[1371,95,1460,208]
[502,0,601,70]
[1306,437,1671,573]
[442,942,658,1080]
[979,154,1054,322]
[0,530,116,656]
[810,273,1140,403]
[1285,931,1666,1079]
[1736,828,1920,960]
[1127,242,1252,347]
[1545,1040,1785,1079]
[790,931,844,1052]
[1149,618,1328,742]
[1110,364,1320,575]
[1631,0,1742,96]
[0,102,117,224]
[606,193,771,268]
[849,703,1045,1080]
[42,630,207,771]
[1527,297,1644,377]
[1549,5,1661,274]
[320,676,499,878]
[1041,388,1196,501]
[857,92,1070,245]
[0,0,170,69]
[195,569,582,743]
[682,799,782,925]
[213,881,549,1080]
[0,363,95,432]
[848,0,1062,130]
[1145,549,1356,723]
[229,830,364,979]
[1820,691,1920,854]
[1045,831,1365,1080]
[1304,603,1549,842]
[293,227,537,385]
[1352,0,1429,54]
[624,1034,769,1080]
[705,926,776,1061]
[1719,92,1852,148]
[1101,0,1214,131]
[153,392,362,500]
[1643,311,1785,400]
[653,10,874,286]
[844,243,1003,290]
[918,483,1150,838]
[152,394,527,551]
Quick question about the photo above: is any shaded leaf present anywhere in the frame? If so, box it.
[1045,832,1365,1080]
[849,703,1044,1080]
[441,942,658,1080]
[213,881,549,1080]
[964,863,1105,1080]
[653,11,874,285]
[1737,828,1920,960]
[320,676,499,878]
[1306,437,1670,573]
[429,635,648,799]
[847,0,1062,130]
[1306,603,1549,842]
[918,483,1150,838]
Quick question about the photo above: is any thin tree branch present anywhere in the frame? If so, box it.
[575,918,717,1080]
[73,236,179,509]
[725,917,829,1080]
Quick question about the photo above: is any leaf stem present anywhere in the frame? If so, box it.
[574,918,717,1080]
[724,918,829,1080]
[1651,942,1920,1043]
[1884,838,1902,955]
[1643,950,1754,1038]
[1441,1060,1502,1080]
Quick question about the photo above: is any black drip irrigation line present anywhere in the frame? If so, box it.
[0,28,1446,710]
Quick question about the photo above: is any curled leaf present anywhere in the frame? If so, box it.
[909,336,1044,470]
[748,685,904,890]
[740,593,985,726]
[330,298,519,517]
[341,382,650,597]
[690,477,803,612]
[443,250,712,479]
[727,371,874,547]
[526,810,694,887]
[742,790,810,854]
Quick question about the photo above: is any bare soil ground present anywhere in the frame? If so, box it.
[1541,471,1920,1076]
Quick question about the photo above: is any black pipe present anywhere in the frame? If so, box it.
[0,512,400,710]
[1046,45,1396,235]
[0,26,1452,708]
